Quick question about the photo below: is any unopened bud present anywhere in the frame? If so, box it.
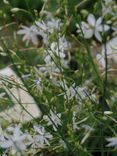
[11,8,20,13]
[3,0,9,5]
[104,111,113,115]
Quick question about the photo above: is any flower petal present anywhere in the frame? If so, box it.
[0,140,13,148]
[98,24,110,32]
[94,31,102,42]
[106,137,117,147]
[84,29,93,39]
[104,25,110,31]
[87,14,96,26]
[96,54,105,68]
[96,17,102,27]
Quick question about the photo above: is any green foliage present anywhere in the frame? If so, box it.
[0,0,117,155]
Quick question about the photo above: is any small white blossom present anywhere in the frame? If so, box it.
[44,110,62,131]
[58,36,71,53]
[72,112,80,131]
[0,135,6,145]
[90,93,97,102]
[75,86,87,100]
[106,137,117,147]
[64,84,76,100]
[102,0,114,16]
[35,21,48,32]
[47,18,61,32]
[17,25,40,45]
[44,42,66,64]
[60,83,86,100]
[76,14,109,41]
[32,125,53,147]
[34,77,43,93]
[36,18,61,33]
[102,36,117,63]
[97,36,117,69]
[96,53,106,69]
[0,125,28,152]
[44,35,70,73]
[35,21,48,44]
[45,35,70,64]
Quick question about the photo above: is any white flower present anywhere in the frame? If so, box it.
[58,36,71,53]
[35,21,48,32]
[102,36,117,63]
[46,18,61,32]
[44,110,62,131]
[97,36,117,69]
[112,26,117,32]
[0,134,6,145]
[64,84,76,100]
[17,25,40,45]
[60,83,86,100]
[72,112,80,131]
[75,86,87,100]
[102,0,114,16]
[106,137,117,147]
[35,21,48,45]
[0,125,28,152]
[34,77,43,93]
[45,42,66,63]
[76,14,109,41]
[44,35,70,64]
[33,125,53,147]
[36,18,61,33]
[96,53,106,69]
[44,36,70,72]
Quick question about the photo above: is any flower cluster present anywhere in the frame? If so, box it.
[0,124,53,155]
[0,0,117,155]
